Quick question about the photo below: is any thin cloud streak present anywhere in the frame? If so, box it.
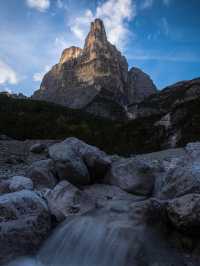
[127,52,200,63]
[69,0,135,49]
[26,0,50,12]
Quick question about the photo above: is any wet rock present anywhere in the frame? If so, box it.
[26,159,57,189]
[105,158,155,196]
[167,194,200,234]
[0,190,52,264]
[185,142,200,160]
[9,176,33,192]
[158,158,200,199]
[83,184,145,207]
[45,180,95,222]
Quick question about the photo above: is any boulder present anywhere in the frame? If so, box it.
[0,179,10,195]
[26,159,57,189]
[157,159,200,199]
[0,190,51,264]
[166,194,200,234]
[105,158,155,195]
[185,142,200,160]
[83,184,144,207]
[83,152,111,181]
[48,140,90,185]
[45,181,95,222]
[9,176,33,192]
[30,143,46,154]
[61,137,106,158]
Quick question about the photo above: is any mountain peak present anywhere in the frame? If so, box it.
[91,18,106,34]
[84,18,108,50]
[33,18,157,119]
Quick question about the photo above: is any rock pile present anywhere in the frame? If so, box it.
[1,138,200,265]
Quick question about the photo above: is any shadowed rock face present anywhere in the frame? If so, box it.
[127,67,157,104]
[32,19,157,119]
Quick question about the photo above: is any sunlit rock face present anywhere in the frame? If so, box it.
[59,46,83,64]
[33,19,128,109]
[32,19,156,119]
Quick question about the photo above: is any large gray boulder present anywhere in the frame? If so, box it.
[9,176,33,192]
[166,194,200,233]
[185,142,200,159]
[157,158,200,199]
[83,184,145,207]
[45,180,95,222]
[26,159,57,189]
[105,158,155,195]
[49,141,90,185]
[0,190,52,265]
[61,137,107,158]
[48,138,110,184]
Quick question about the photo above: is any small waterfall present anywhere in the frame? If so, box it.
[7,212,137,266]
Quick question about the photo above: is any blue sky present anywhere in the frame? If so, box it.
[0,0,200,96]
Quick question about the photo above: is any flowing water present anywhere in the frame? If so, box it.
[7,212,138,266]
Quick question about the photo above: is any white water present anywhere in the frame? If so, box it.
[7,213,137,266]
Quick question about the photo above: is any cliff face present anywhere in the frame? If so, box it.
[33,19,156,119]
[127,67,157,104]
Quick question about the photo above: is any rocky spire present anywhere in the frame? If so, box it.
[33,18,157,119]
[84,19,108,50]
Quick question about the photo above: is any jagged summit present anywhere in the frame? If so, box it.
[33,19,157,120]
[84,18,108,49]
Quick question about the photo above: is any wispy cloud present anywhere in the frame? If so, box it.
[127,49,200,63]
[0,60,18,85]
[26,0,50,12]
[33,65,50,82]
[140,0,154,9]
[70,0,135,49]
[140,0,172,9]
[163,0,171,6]
[161,17,169,36]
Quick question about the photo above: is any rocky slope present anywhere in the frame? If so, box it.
[2,138,200,265]
[128,77,200,148]
[128,77,200,118]
[32,19,157,119]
